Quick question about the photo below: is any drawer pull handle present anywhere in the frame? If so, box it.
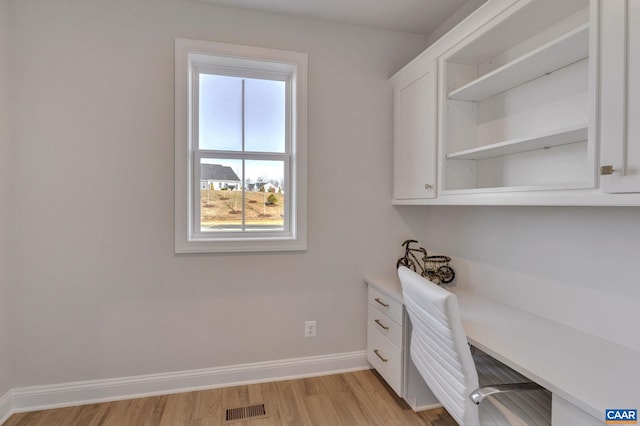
[374,319,389,330]
[374,298,389,308]
[373,349,388,363]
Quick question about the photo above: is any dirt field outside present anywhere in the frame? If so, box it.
[200,189,284,227]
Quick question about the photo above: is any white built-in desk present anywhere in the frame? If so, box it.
[365,276,640,425]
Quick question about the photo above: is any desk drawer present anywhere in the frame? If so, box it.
[367,324,403,397]
[367,303,402,349]
[368,287,403,324]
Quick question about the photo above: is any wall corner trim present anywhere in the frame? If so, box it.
[0,351,368,419]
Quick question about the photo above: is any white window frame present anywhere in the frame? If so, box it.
[175,38,307,253]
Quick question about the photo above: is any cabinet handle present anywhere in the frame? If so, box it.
[373,349,388,363]
[374,319,389,330]
[600,165,615,175]
[374,298,389,308]
[424,184,433,189]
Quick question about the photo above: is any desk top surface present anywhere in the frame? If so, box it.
[364,275,640,421]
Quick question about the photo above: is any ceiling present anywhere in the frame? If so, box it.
[192,0,473,35]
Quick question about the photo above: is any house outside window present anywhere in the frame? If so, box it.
[175,39,308,253]
[200,163,241,191]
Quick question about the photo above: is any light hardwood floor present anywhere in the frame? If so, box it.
[4,370,455,425]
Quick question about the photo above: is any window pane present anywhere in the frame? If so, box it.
[244,160,285,230]
[200,159,243,232]
[199,74,242,151]
[245,79,286,153]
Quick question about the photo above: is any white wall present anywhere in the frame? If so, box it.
[0,0,14,398]
[7,0,429,388]
[399,205,640,352]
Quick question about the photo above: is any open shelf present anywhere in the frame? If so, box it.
[447,23,589,102]
[446,124,588,160]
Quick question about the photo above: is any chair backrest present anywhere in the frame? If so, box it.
[398,266,480,426]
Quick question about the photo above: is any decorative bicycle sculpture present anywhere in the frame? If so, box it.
[396,239,455,285]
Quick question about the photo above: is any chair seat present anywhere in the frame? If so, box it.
[475,354,551,426]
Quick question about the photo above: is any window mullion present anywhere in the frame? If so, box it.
[242,78,246,153]
[197,151,246,160]
[198,150,288,161]
[241,78,246,232]
[242,160,246,233]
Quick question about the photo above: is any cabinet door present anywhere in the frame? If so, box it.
[393,63,437,200]
[600,0,640,193]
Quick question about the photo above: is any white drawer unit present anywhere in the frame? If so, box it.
[367,303,402,349]
[368,286,403,324]
[367,323,403,395]
[365,276,440,411]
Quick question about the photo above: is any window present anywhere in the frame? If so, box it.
[175,39,307,253]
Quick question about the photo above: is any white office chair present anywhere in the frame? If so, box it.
[398,266,551,425]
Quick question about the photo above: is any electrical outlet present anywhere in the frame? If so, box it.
[305,320,316,338]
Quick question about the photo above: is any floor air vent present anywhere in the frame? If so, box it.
[225,403,268,423]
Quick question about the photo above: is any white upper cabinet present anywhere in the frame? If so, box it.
[439,0,595,194]
[599,0,640,193]
[390,0,640,205]
[392,63,437,201]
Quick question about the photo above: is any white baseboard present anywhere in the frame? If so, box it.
[0,391,12,425]
[1,350,368,418]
